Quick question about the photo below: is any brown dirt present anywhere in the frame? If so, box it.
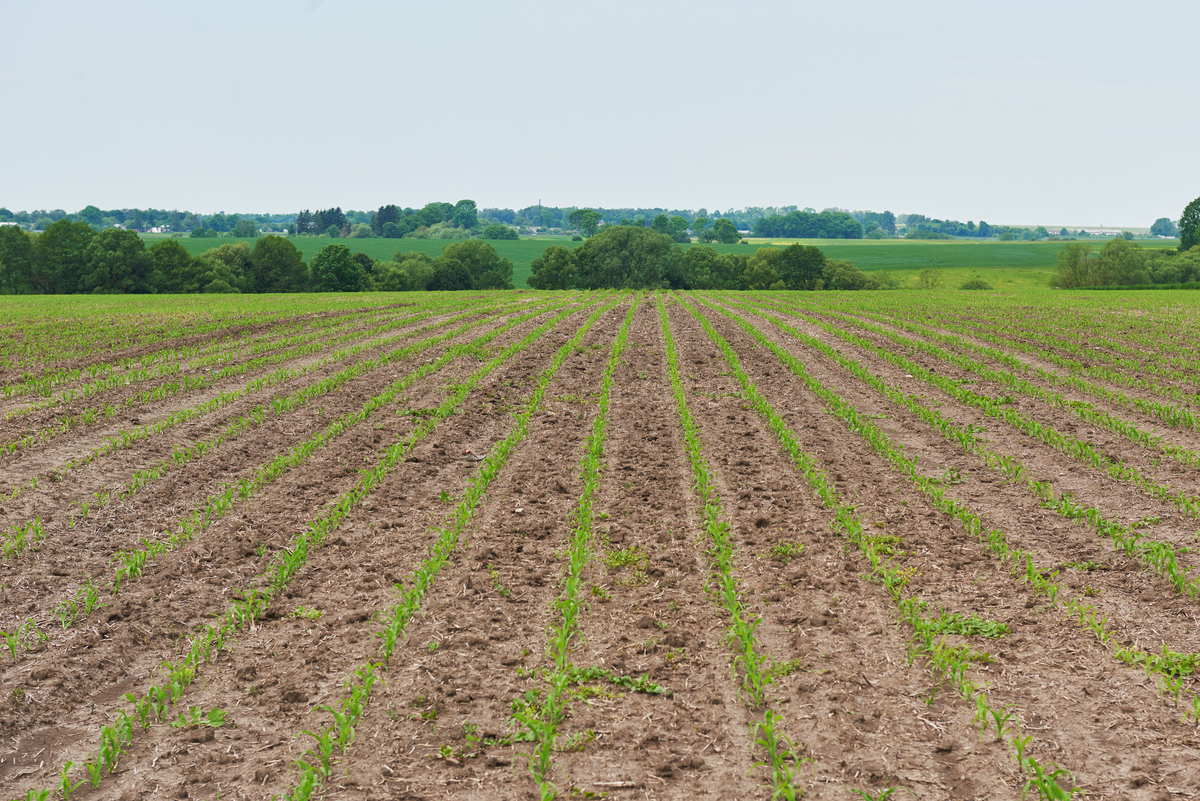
[2,292,1199,801]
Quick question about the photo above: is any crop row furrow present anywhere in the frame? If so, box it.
[693,296,1085,799]
[514,297,640,800]
[829,303,1200,433]
[752,298,1200,519]
[658,295,803,799]
[279,298,620,801]
[705,296,1200,735]
[722,296,1200,599]
[0,296,531,545]
[0,303,377,408]
[5,298,573,632]
[14,300,601,801]
[877,301,1200,407]
[0,302,438,456]
[790,300,1200,467]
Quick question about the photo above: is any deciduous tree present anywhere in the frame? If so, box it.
[81,228,156,293]
[32,218,95,293]
[372,251,434,291]
[151,239,200,294]
[1150,217,1178,238]
[0,226,35,294]
[527,245,578,290]
[777,243,827,290]
[1179,197,1200,251]
[427,258,472,291]
[574,225,677,289]
[567,209,602,238]
[439,240,513,289]
[452,199,479,230]
[311,243,365,292]
[481,223,519,240]
[712,218,740,244]
[251,236,308,293]
[232,219,258,237]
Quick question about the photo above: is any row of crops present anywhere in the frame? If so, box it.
[2,289,1199,799]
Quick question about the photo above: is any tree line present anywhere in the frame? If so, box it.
[0,221,515,295]
[5,201,1187,243]
[0,205,298,235]
[526,225,895,291]
[482,204,879,237]
[750,209,864,239]
[293,201,492,241]
[1050,196,1200,288]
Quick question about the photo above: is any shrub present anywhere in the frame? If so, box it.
[905,228,954,240]
[481,223,519,240]
[918,268,944,289]
[960,278,993,290]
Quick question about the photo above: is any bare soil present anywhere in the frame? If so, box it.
[2,293,1199,801]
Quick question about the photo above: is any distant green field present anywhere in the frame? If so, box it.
[145,233,1178,291]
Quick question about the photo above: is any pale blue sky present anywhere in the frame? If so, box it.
[2,0,1196,227]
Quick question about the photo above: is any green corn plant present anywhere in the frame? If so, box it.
[261,300,618,801]
[298,727,336,778]
[55,597,79,629]
[749,710,804,800]
[14,296,564,801]
[1022,758,1080,800]
[289,761,321,800]
[2,629,19,663]
[850,788,909,800]
[1182,694,1200,725]
[988,704,1018,741]
[54,757,86,799]
[731,295,1200,598]
[83,755,103,789]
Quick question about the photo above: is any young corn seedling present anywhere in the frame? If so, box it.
[2,629,20,663]
[55,597,79,629]
[171,706,227,728]
[1022,757,1081,800]
[58,761,85,800]
[850,788,910,800]
[298,727,337,779]
[750,710,805,801]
